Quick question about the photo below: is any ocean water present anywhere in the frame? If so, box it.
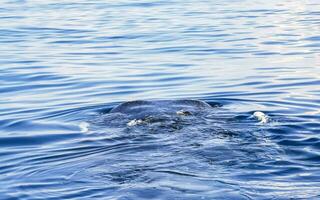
[0,0,320,199]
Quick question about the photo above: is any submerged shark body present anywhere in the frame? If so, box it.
[109,99,213,130]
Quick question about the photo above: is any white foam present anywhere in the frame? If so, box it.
[79,122,90,133]
[127,119,144,126]
[253,111,269,124]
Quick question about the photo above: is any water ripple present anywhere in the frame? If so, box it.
[0,0,320,199]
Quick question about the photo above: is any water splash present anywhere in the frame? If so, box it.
[79,122,90,133]
[253,111,269,124]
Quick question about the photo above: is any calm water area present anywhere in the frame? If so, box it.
[0,0,320,199]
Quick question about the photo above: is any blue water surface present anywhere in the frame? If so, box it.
[0,0,320,199]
